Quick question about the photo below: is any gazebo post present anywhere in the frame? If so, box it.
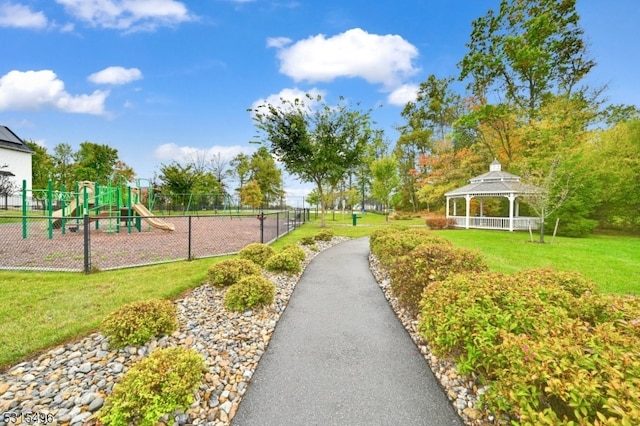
[465,194,471,229]
[446,196,450,218]
[508,193,516,231]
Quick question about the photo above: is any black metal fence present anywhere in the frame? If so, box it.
[0,209,309,273]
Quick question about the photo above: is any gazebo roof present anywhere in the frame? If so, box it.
[445,159,538,197]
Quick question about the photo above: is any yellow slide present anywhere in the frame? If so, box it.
[131,203,175,232]
[49,199,79,229]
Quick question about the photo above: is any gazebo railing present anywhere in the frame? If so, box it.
[448,216,540,231]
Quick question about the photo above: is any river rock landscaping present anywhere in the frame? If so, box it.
[1,236,487,426]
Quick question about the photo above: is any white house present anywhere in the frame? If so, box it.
[0,125,33,193]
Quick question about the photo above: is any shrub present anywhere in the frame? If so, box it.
[238,243,276,266]
[417,269,640,424]
[265,251,302,275]
[99,347,206,426]
[389,243,487,315]
[370,228,449,268]
[101,299,177,349]
[224,275,276,312]
[314,229,334,241]
[281,244,306,262]
[299,236,316,246]
[207,258,262,287]
[425,216,457,229]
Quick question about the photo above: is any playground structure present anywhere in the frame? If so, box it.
[20,178,176,239]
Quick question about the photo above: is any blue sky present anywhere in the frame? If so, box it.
[1,0,638,200]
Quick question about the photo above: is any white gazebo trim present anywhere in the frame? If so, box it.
[444,160,540,231]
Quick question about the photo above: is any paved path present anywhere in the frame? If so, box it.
[232,237,463,426]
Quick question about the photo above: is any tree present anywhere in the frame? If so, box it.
[370,156,400,221]
[249,147,283,206]
[396,75,463,211]
[459,0,595,118]
[51,143,75,190]
[0,164,19,208]
[230,153,251,196]
[158,162,200,211]
[74,142,132,184]
[24,140,53,190]
[240,180,263,211]
[207,152,233,195]
[251,94,374,226]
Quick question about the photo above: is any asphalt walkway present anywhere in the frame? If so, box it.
[231,237,463,426]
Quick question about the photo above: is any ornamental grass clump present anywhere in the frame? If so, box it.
[265,251,302,275]
[101,299,177,349]
[418,268,640,425]
[99,347,206,426]
[207,258,262,287]
[389,243,487,315]
[238,243,276,266]
[224,275,276,312]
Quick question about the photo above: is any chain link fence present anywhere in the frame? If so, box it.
[0,209,309,272]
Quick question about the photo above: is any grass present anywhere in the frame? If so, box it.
[432,229,640,295]
[1,215,636,369]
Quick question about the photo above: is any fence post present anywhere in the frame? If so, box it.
[259,210,264,244]
[83,214,91,273]
[276,212,279,239]
[188,215,193,260]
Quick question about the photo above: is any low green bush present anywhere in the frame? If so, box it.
[224,275,276,312]
[299,236,316,246]
[370,228,450,268]
[280,244,306,262]
[238,243,276,266]
[207,258,262,287]
[265,251,302,275]
[314,229,334,241]
[389,243,487,315]
[101,299,177,349]
[418,269,640,424]
[99,347,206,426]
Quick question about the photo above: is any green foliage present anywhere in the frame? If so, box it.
[389,243,488,315]
[101,299,177,349]
[370,227,449,268]
[281,244,306,261]
[418,268,640,424]
[238,243,276,266]
[299,236,316,246]
[265,251,302,275]
[314,229,335,241]
[99,347,205,426]
[207,258,262,287]
[224,275,276,312]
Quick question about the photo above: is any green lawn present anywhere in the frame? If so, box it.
[1,217,636,370]
[433,229,640,295]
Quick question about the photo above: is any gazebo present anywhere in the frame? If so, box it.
[445,159,540,231]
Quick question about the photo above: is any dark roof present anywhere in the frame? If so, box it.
[0,125,34,154]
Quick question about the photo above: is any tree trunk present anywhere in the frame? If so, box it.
[317,182,326,228]
[538,214,545,244]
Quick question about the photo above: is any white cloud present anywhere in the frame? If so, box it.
[250,87,325,117]
[55,0,194,31]
[88,66,143,85]
[0,70,108,115]
[266,36,291,49]
[0,2,48,29]
[271,28,420,89]
[153,143,254,164]
[387,84,419,106]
